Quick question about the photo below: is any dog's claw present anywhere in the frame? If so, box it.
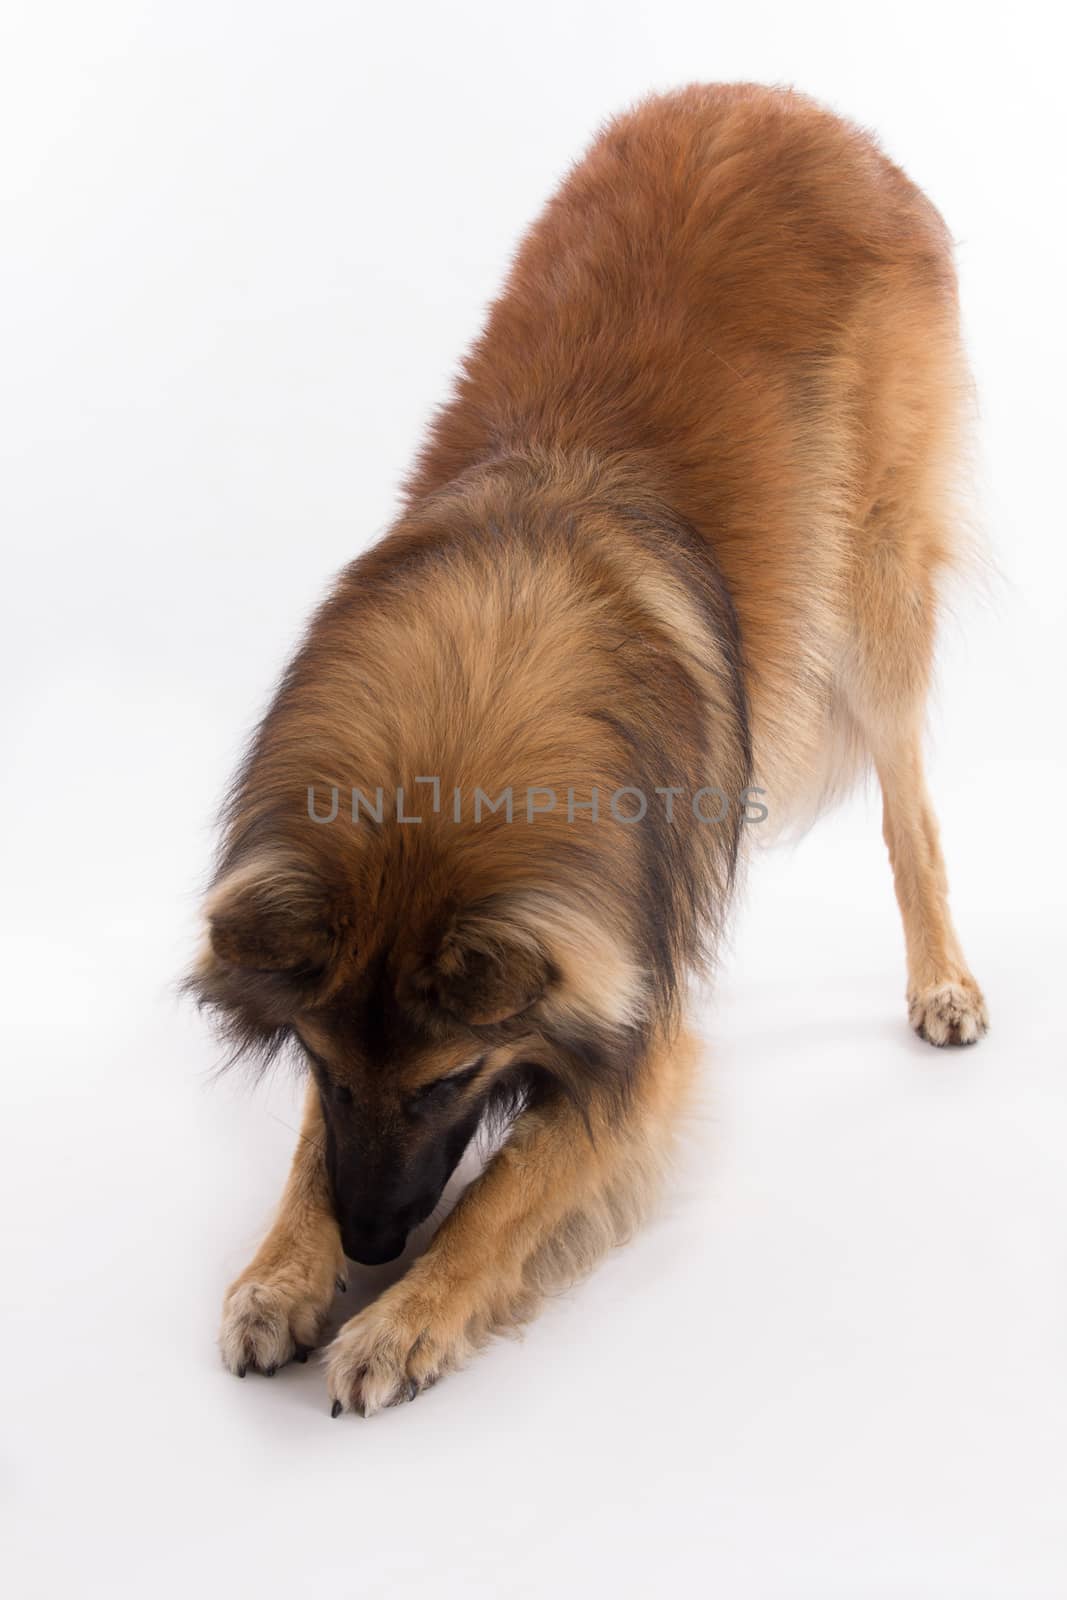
[331,1399,343,1418]
[294,1346,310,1363]
[406,1380,419,1402]
[264,1365,277,1377]
[236,1365,247,1379]
[335,1276,348,1295]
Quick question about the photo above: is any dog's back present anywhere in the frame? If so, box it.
[405,82,969,825]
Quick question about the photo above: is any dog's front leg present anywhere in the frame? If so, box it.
[325,1026,697,1415]
[219,1082,346,1376]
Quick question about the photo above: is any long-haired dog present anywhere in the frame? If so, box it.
[189,84,987,1416]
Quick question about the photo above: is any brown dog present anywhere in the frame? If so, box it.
[189,83,987,1415]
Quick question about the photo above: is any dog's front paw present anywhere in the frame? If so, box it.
[220,1270,345,1377]
[909,979,989,1047]
[324,1283,476,1417]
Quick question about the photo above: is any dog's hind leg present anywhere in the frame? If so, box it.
[871,721,988,1045]
[842,475,987,1045]
[219,1083,346,1375]
[324,1026,699,1415]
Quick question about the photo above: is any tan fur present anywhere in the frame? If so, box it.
[219,1087,345,1375]
[197,84,989,1410]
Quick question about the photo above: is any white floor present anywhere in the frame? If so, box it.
[4,751,1065,1599]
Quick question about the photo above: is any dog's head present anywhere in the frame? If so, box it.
[192,848,646,1264]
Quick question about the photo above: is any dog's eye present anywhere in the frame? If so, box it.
[408,1059,484,1114]
[301,1046,353,1105]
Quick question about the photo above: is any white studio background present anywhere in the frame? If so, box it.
[1,3,1064,1597]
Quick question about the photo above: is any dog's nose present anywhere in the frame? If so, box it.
[341,1222,407,1266]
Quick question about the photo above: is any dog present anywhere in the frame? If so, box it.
[188,83,988,1416]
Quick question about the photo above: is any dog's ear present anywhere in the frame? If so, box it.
[419,903,554,1026]
[206,853,348,979]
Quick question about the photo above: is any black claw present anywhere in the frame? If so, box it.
[293,1346,310,1364]
[335,1276,348,1295]
[264,1365,277,1377]
[236,1365,247,1379]
[331,1399,343,1418]
[406,1380,419,1403]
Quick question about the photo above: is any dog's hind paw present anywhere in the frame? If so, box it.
[220,1278,335,1377]
[908,979,988,1047]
